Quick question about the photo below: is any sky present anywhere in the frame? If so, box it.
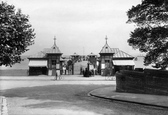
[5,0,142,56]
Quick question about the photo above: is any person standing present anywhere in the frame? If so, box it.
[80,67,83,75]
[55,71,58,80]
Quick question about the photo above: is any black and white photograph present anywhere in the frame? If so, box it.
[1,0,168,115]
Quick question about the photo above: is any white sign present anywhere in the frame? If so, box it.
[101,64,105,69]
[48,70,52,76]
[56,64,60,69]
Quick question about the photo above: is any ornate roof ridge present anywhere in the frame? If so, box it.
[100,36,114,54]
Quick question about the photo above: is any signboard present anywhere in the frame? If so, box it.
[56,64,60,69]
[48,70,52,76]
[101,64,105,69]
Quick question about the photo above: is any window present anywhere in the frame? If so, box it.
[52,60,56,65]
[105,60,110,63]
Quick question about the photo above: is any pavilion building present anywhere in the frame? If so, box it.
[28,37,63,76]
[98,36,135,75]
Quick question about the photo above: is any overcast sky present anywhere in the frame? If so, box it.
[6,0,141,56]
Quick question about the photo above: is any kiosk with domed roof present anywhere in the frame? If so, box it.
[28,37,63,76]
[99,36,114,75]
[98,36,135,75]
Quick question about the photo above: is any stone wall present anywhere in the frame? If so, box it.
[116,69,168,95]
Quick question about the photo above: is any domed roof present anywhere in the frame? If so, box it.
[44,43,62,54]
[99,36,114,54]
[44,37,62,54]
[88,52,97,56]
[29,37,62,58]
[71,52,79,56]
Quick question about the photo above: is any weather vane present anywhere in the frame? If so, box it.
[105,35,108,43]
[54,36,56,45]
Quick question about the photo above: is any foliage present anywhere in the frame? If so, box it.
[144,68,168,77]
[0,1,35,66]
[67,60,73,66]
[127,0,168,70]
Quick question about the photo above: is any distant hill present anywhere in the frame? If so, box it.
[0,55,29,70]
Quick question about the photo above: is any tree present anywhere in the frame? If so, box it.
[0,1,35,66]
[127,0,168,70]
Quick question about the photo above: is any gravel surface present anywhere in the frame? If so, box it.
[1,76,168,115]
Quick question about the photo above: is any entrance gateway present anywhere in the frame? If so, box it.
[28,36,135,76]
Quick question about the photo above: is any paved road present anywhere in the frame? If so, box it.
[1,75,168,115]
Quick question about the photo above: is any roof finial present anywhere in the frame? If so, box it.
[54,36,56,45]
[105,35,108,44]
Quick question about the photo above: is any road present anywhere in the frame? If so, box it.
[0,75,168,115]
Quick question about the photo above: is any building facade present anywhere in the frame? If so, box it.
[28,38,63,76]
[98,36,135,75]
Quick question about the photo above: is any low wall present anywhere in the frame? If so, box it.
[116,69,168,95]
[0,69,29,76]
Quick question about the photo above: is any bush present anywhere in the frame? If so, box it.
[144,69,168,78]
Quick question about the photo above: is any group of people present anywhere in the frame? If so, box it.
[81,67,94,77]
